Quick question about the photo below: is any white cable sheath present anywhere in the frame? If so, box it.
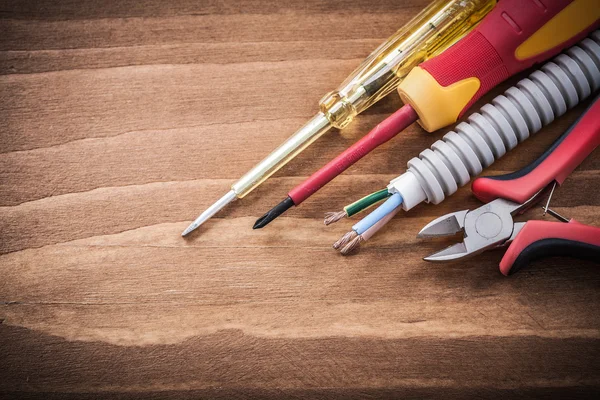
[389,31,600,210]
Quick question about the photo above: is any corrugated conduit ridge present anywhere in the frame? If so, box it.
[404,30,600,206]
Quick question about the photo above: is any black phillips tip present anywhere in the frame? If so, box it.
[253,196,295,229]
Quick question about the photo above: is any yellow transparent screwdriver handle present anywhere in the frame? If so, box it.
[232,0,495,198]
[320,0,496,129]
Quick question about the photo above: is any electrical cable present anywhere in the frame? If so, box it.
[353,193,403,235]
[333,193,403,250]
[336,31,600,254]
[345,188,391,217]
[340,206,401,255]
[324,188,390,225]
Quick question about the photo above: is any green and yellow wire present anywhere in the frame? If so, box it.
[324,188,390,225]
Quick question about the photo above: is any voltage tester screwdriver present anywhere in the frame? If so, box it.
[181,0,496,236]
[255,0,600,229]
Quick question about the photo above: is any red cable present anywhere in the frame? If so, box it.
[288,104,418,205]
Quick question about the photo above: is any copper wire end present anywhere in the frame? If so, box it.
[333,230,357,250]
[340,235,364,255]
[324,211,347,226]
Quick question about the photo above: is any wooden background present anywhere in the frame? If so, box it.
[1,0,599,398]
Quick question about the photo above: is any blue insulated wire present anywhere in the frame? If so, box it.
[352,193,403,235]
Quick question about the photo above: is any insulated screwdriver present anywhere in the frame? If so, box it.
[181,0,496,236]
[255,0,600,229]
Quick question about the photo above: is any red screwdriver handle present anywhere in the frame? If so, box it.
[472,95,600,205]
[398,0,600,132]
[500,219,600,276]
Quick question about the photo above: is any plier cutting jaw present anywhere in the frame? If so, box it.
[418,95,600,275]
[418,197,536,262]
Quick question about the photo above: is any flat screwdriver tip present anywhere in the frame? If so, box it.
[181,222,198,237]
[181,189,237,237]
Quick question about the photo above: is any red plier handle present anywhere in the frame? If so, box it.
[473,96,600,204]
[473,95,600,275]
[500,219,600,275]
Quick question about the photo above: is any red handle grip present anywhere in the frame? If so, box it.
[500,219,600,275]
[472,95,600,204]
[420,0,599,115]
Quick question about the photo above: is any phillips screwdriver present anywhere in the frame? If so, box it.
[181,0,496,236]
[254,0,600,229]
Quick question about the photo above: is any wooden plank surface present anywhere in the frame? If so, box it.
[1,0,599,398]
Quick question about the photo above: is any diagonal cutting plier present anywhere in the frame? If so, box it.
[417,95,600,275]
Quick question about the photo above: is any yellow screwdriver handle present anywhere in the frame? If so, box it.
[319,0,496,130]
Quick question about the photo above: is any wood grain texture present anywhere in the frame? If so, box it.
[1,0,599,398]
